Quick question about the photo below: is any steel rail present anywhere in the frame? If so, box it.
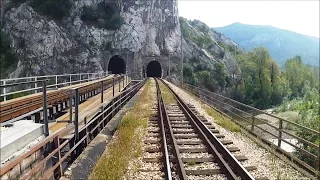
[159,79,254,180]
[155,79,187,179]
[155,79,172,180]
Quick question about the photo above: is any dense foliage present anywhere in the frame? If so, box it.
[231,47,286,108]
[184,57,227,92]
[226,47,319,168]
[0,29,18,78]
[81,2,124,30]
[29,0,72,20]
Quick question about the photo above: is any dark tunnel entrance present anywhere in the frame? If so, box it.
[146,60,162,77]
[108,55,126,74]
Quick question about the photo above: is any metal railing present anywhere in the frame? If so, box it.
[0,77,144,179]
[0,72,110,102]
[175,82,319,178]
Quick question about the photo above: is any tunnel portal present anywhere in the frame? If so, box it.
[146,60,162,77]
[108,55,126,74]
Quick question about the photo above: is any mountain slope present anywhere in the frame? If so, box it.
[214,23,319,66]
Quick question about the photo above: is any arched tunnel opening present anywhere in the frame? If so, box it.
[146,60,162,77]
[108,55,126,74]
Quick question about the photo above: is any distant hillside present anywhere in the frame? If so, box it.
[214,23,319,66]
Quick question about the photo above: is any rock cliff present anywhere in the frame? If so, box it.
[1,0,241,83]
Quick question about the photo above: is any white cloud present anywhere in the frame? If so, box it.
[178,0,320,38]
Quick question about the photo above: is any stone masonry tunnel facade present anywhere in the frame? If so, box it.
[104,52,179,79]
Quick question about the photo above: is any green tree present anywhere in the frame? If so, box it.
[212,62,227,88]
[295,86,320,168]
[282,56,319,99]
[233,47,276,108]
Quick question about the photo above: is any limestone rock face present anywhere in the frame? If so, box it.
[1,0,241,81]
[2,0,182,78]
[3,4,102,77]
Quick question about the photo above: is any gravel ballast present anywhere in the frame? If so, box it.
[164,80,310,180]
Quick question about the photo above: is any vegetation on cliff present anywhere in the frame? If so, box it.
[29,0,72,20]
[81,2,124,30]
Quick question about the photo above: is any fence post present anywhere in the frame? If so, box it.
[69,75,72,86]
[3,80,6,101]
[55,75,58,88]
[84,117,89,146]
[251,115,255,132]
[54,136,63,176]
[69,89,73,123]
[42,80,49,136]
[123,75,124,88]
[278,119,283,148]
[34,77,37,94]
[113,78,115,97]
[79,74,82,82]
[74,89,79,142]
[101,81,104,104]
[118,77,121,92]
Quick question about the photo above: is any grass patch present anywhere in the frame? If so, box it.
[159,81,177,104]
[89,79,154,179]
[202,104,241,132]
[187,160,196,166]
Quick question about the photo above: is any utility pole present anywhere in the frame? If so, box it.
[169,53,171,76]
[180,27,184,85]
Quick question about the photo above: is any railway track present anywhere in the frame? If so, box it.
[139,78,256,179]
[0,75,123,123]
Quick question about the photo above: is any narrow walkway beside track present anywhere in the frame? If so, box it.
[49,77,130,133]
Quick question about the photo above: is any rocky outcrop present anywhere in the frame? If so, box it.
[1,0,241,82]
[3,3,103,77]
[179,18,242,79]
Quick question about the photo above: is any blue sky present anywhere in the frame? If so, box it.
[178,0,320,38]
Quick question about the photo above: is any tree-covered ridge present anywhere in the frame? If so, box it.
[214,22,320,67]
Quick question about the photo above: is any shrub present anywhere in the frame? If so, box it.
[81,2,124,30]
[29,0,72,20]
[5,0,27,11]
